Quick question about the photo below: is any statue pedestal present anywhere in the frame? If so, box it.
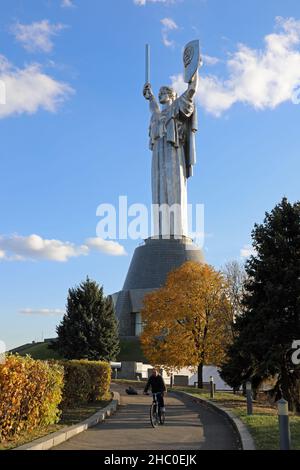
[112,237,204,337]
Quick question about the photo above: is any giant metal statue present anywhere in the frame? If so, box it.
[143,41,202,238]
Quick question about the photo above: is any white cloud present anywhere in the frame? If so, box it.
[171,17,300,116]
[20,308,65,316]
[171,72,236,116]
[86,238,127,256]
[0,79,5,104]
[161,17,178,47]
[134,0,176,5]
[203,54,220,66]
[61,0,75,7]
[0,234,89,262]
[240,245,256,259]
[161,18,178,29]
[0,55,73,118]
[11,20,67,53]
[0,234,127,262]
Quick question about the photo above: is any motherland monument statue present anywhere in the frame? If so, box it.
[143,41,202,237]
[113,41,205,340]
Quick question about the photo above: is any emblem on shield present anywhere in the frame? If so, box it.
[183,40,202,83]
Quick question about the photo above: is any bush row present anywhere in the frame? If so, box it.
[0,355,63,440]
[0,356,111,440]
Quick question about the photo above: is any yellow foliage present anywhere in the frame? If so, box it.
[0,355,64,440]
[59,360,111,408]
[0,356,111,441]
[141,262,233,371]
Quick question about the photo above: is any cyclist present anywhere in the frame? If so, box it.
[143,368,167,412]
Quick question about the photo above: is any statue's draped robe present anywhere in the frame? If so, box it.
[149,90,197,237]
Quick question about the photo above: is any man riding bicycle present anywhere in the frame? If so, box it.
[143,368,167,412]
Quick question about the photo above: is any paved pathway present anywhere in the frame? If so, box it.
[54,384,240,450]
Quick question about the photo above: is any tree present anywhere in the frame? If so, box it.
[52,278,120,361]
[220,198,300,410]
[222,261,247,320]
[140,262,233,388]
[222,260,247,339]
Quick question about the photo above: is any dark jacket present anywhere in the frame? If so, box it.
[144,374,167,394]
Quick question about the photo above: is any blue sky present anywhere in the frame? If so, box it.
[1,0,300,349]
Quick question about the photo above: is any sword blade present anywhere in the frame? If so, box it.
[145,44,150,83]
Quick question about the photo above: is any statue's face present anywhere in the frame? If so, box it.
[159,88,171,105]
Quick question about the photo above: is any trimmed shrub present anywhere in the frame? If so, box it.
[0,355,64,440]
[83,361,111,402]
[60,360,111,408]
[60,361,91,408]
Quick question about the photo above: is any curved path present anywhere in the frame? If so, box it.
[54,384,240,450]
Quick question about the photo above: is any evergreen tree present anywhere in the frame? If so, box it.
[220,198,300,410]
[52,278,120,361]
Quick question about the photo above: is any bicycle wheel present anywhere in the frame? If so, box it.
[150,403,159,428]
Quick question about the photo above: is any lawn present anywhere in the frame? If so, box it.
[173,387,300,450]
[13,338,146,362]
[60,400,110,426]
[13,342,64,360]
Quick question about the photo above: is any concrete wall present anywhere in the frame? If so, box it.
[116,362,137,380]
[174,375,189,386]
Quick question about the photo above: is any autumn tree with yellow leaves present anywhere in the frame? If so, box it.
[140,262,234,388]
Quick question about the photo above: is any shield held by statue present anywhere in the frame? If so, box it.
[183,40,202,83]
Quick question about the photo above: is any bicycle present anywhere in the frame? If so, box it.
[146,392,166,428]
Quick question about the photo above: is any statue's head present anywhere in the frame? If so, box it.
[159,86,177,105]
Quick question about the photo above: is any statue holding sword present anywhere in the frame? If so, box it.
[143,41,202,238]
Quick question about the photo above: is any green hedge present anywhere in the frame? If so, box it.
[60,360,111,408]
[0,355,64,440]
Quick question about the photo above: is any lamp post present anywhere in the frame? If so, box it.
[246,381,253,415]
[210,376,215,399]
[277,399,291,450]
[170,373,174,388]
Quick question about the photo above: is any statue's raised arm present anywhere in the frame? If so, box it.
[186,71,199,100]
[176,40,201,113]
[143,83,160,114]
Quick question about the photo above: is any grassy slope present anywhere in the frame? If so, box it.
[14,339,146,362]
[15,342,64,360]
